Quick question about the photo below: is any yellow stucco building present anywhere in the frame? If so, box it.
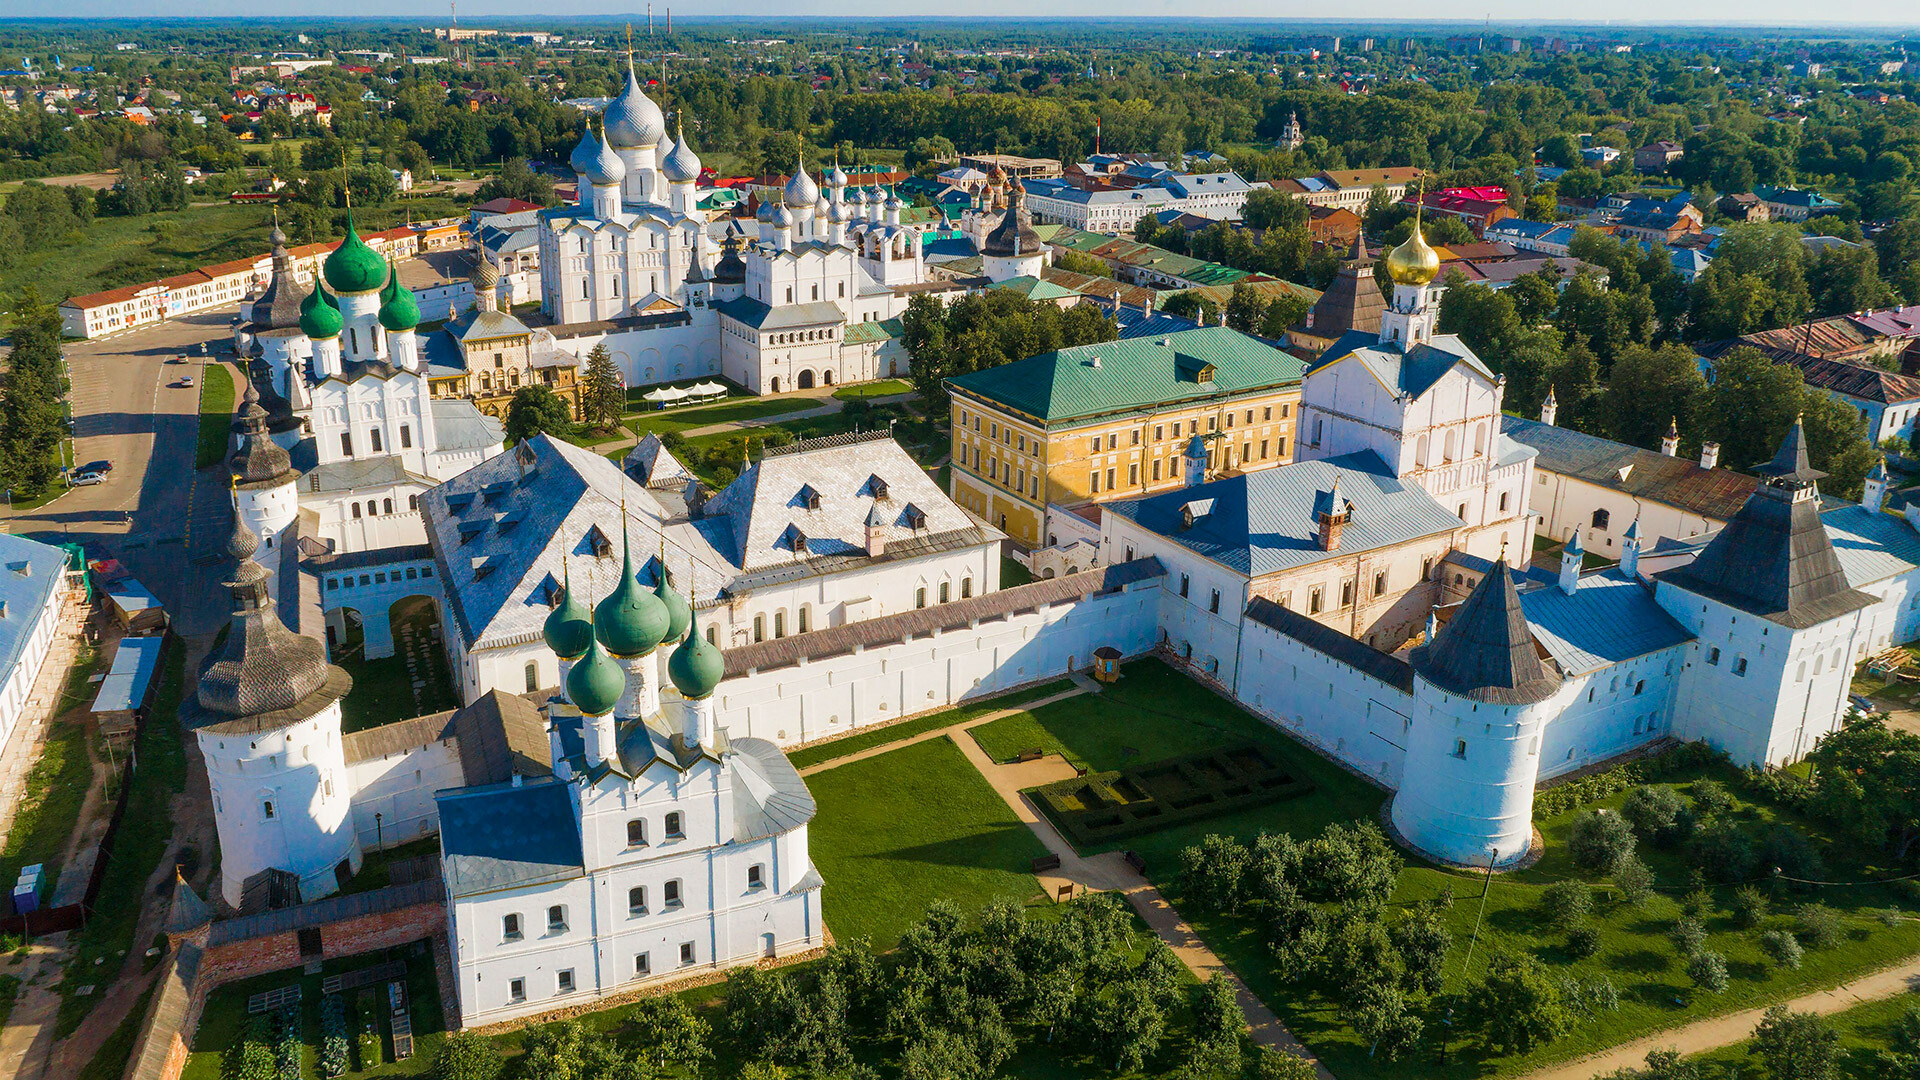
[944,326,1306,548]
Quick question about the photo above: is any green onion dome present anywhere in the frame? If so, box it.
[668,609,724,700]
[323,209,389,295]
[654,566,692,645]
[566,631,626,718]
[377,257,420,331]
[299,284,343,340]
[594,527,670,658]
[542,566,595,661]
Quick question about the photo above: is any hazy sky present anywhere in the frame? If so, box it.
[6,0,1919,28]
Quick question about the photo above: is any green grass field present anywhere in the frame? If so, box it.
[832,379,913,401]
[784,678,1075,771]
[194,365,235,470]
[984,659,1920,1080]
[805,735,1050,950]
[0,716,92,894]
[621,396,815,438]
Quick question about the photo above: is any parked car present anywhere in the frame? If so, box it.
[1850,694,1878,714]
[171,376,194,388]
[68,471,104,487]
[77,460,112,475]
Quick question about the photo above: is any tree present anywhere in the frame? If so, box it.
[1259,294,1312,338]
[1183,975,1246,1080]
[1247,1047,1318,1080]
[1567,810,1636,872]
[579,344,625,431]
[474,157,557,206]
[1620,785,1687,843]
[1052,249,1113,278]
[1346,982,1423,1061]
[1473,953,1573,1054]
[1685,820,1756,883]
[519,1022,589,1080]
[505,385,575,444]
[1539,880,1592,932]
[1084,978,1167,1074]
[1874,1004,1920,1079]
[1749,1006,1839,1080]
[1225,282,1269,335]
[430,1032,502,1080]
[1601,343,1710,452]
[1296,821,1401,911]
[1160,290,1221,325]
[1391,903,1451,996]
[0,289,69,497]
[1687,949,1730,994]
[625,995,713,1074]
[1806,715,1920,861]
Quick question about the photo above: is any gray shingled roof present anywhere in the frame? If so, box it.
[1412,556,1562,704]
[712,297,847,330]
[1519,570,1693,676]
[731,738,817,841]
[1655,480,1875,628]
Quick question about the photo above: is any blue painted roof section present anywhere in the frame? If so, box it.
[1113,309,1201,339]
[1307,329,1497,401]
[1822,505,1920,588]
[1490,218,1558,240]
[1519,569,1694,675]
[0,538,65,683]
[437,777,584,898]
[90,635,165,714]
[1103,450,1465,577]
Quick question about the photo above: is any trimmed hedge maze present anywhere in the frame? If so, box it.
[1032,741,1315,847]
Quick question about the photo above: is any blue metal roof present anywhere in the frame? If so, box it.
[437,777,584,898]
[90,635,165,714]
[1103,450,1465,577]
[1519,569,1694,676]
[0,538,65,687]
[1823,505,1920,589]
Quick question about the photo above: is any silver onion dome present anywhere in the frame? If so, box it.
[828,163,849,188]
[662,120,702,183]
[784,159,819,208]
[773,202,794,228]
[604,60,666,148]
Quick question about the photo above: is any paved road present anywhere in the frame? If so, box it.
[3,311,237,636]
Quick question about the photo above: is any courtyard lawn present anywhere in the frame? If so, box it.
[0,715,92,892]
[990,659,1920,1080]
[181,940,445,1080]
[1000,555,1033,588]
[194,364,236,470]
[805,735,1049,950]
[671,404,912,487]
[832,379,913,401]
[784,677,1075,771]
[337,837,440,898]
[1685,989,1920,1079]
[334,600,460,734]
[621,396,814,437]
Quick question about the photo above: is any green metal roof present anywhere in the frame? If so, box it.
[994,276,1081,302]
[843,317,903,345]
[946,326,1304,425]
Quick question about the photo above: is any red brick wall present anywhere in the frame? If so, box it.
[199,902,446,986]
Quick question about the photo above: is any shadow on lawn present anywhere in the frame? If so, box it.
[871,823,1049,874]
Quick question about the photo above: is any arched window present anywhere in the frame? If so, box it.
[383,498,394,515]
[627,819,646,846]
[1591,508,1611,530]
[1474,423,1487,457]
[351,503,362,519]
[1443,429,1457,462]
[524,662,539,693]
[1415,434,1429,466]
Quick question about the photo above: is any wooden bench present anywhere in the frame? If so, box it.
[1031,853,1062,873]
[388,981,413,1061]
[1122,850,1147,874]
[1014,747,1045,763]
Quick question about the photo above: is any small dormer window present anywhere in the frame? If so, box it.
[865,474,889,500]
[586,525,613,558]
[903,504,927,530]
[796,484,821,510]
[788,526,809,553]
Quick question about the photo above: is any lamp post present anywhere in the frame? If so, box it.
[374,811,383,850]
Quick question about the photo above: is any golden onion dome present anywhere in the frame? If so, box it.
[1385,223,1441,286]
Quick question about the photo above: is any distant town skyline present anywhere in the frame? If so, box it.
[5,3,1920,28]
